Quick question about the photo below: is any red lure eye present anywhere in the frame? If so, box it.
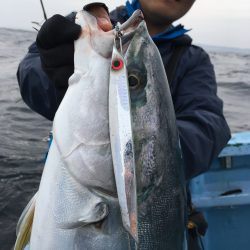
[112,59,124,71]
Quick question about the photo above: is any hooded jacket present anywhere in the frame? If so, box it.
[16,5,231,179]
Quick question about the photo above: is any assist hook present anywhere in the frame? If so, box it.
[114,23,123,55]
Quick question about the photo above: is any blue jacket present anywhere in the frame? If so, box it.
[17,6,231,179]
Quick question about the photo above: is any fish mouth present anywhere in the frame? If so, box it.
[118,10,144,34]
[112,10,145,55]
[84,9,144,59]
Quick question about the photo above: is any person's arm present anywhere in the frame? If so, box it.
[172,46,231,179]
[17,42,65,120]
[17,12,79,121]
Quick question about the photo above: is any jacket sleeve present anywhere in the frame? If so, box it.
[16,12,77,121]
[17,42,66,121]
[172,46,231,179]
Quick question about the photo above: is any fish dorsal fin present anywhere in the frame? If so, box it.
[14,193,37,250]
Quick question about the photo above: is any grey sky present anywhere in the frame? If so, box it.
[0,0,249,49]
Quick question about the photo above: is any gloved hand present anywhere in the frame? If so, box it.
[36,3,112,90]
[36,14,81,89]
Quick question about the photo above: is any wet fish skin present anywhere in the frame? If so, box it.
[125,22,186,249]
[29,11,132,249]
[20,9,186,250]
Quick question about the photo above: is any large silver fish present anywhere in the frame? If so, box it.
[15,8,186,250]
[125,22,186,250]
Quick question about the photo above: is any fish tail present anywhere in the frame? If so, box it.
[14,193,37,250]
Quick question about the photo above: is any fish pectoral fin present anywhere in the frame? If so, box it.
[14,192,37,250]
[58,202,109,229]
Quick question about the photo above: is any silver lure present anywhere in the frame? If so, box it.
[109,27,138,242]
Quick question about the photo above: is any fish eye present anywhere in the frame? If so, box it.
[128,74,140,89]
[128,68,147,106]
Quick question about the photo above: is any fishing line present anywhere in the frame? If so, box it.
[199,235,205,250]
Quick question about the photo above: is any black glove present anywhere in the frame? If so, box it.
[36,14,81,89]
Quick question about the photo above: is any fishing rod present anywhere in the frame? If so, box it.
[32,0,47,30]
[40,0,47,20]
